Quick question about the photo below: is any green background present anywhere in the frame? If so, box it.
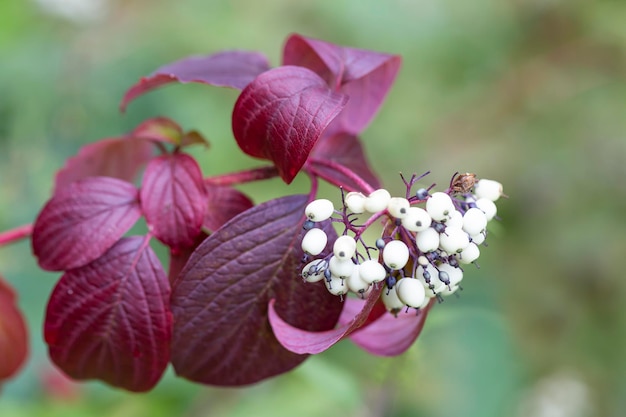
[1,0,625,416]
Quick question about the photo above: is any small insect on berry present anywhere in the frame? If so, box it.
[451,172,477,194]
[305,199,334,222]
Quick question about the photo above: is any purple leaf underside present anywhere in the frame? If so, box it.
[232,66,348,184]
[140,153,207,249]
[121,50,271,111]
[132,117,209,148]
[54,137,154,194]
[44,236,172,392]
[268,283,384,355]
[0,276,28,381]
[307,132,381,193]
[349,299,434,356]
[203,185,254,232]
[32,177,142,271]
[170,194,342,386]
[283,34,401,135]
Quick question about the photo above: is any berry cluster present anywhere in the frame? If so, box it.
[300,173,504,315]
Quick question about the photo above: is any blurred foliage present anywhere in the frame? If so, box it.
[1,0,625,416]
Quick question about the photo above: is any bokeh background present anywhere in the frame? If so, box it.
[1,0,625,416]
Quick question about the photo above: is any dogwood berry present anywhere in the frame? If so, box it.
[301,228,327,256]
[416,227,440,253]
[469,231,486,245]
[333,235,357,260]
[346,264,370,295]
[305,199,334,222]
[382,285,405,313]
[387,197,410,219]
[358,259,387,284]
[438,263,463,287]
[396,277,426,309]
[445,210,464,228]
[328,256,355,279]
[324,274,348,296]
[475,198,497,221]
[345,191,367,214]
[474,179,503,202]
[383,240,409,270]
[364,189,391,213]
[439,227,470,254]
[459,242,480,264]
[301,259,327,283]
[426,192,454,221]
[401,207,432,232]
[462,207,488,235]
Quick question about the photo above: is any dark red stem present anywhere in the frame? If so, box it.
[0,224,33,247]
[205,166,279,186]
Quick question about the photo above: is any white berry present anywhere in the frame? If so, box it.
[387,197,410,219]
[346,264,370,294]
[475,198,497,221]
[438,263,464,287]
[382,286,405,312]
[301,228,327,255]
[439,227,470,254]
[358,259,386,284]
[462,207,488,235]
[396,278,426,309]
[305,199,334,222]
[382,240,409,270]
[470,231,486,245]
[364,189,391,213]
[474,179,503,202]
[328,256,355,278]
[416,227,440,253]
[301,259,326,282]
[325,274,348,296]
[333,235,357,260]
[459,242,480,264]
[426,192,455,221]
[401,207,432,232]
[445,209,464,228]
[345,192,367,214]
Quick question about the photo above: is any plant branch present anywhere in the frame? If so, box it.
[306,158,376,195]
[205,166,279,186]
[0,224,33,247]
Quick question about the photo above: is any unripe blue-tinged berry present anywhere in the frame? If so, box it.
[358,259,387,284]
[401,207,432,232]
[426,192,454,221]
[462,207,488,235]
[333,235,357,260]
[396,278,426,308]
[416,227,440,253]
[382,240,410,270]
[301,228,327,256]
[387,197,410,219]
[474,179,503,202]
[305,199,334,222]
[364,189,391,213]
[415,188,429,200]
[345,191,367,214]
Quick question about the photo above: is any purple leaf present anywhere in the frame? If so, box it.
[140,153,207,249]
[44,236,171,392]
[203,185,254,232]
[268,284,384,354]
[121,51,271,111]
[32,177,141,271]
[0,276,28,382]
[132,117,209,148]
[283,34,401,135]
[349,299,434,356]
[54,138,154,194]
[170,195,342,386]
[232,66,348,184]
[307,132,381,193]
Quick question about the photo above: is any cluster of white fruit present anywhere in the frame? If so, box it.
[300,177,503,315]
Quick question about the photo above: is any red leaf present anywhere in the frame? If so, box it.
[267,284,384,354]
[32,177,142,271]
[307,132,381,193]
[232,66,347,184]
[54,137,153,193]
[132,117,209,148]
[283,34,401,135]
[121,51,271,111]
[140,153,207,249]
[170,195,342,386]
[349,299,434,356]
[0,276,28,382]
[203,185,254,232]
[44,236,171,392]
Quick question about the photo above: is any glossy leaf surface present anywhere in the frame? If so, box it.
[44,237,171,392]
[121,51,271,110]
[232,66,347,183]
[140,153,207,249]
[33,177,141,271]
[170,195,342,385]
